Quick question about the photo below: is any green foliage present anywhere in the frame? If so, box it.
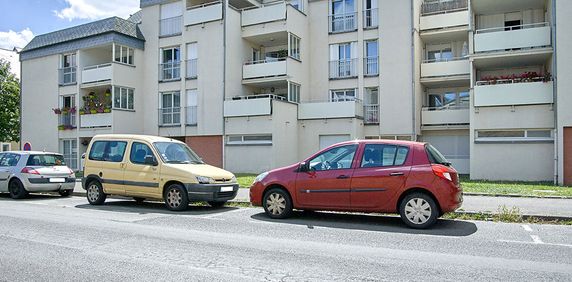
[236,173,257,188]
[0,59,20,142]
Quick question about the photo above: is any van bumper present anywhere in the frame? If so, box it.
[184,183,239,202]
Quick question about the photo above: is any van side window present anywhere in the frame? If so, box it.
[89,141,127,162]
[130,142,154,165]
[361,144,409,168]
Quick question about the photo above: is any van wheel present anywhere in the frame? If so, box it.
[9,179,28,199]
[263,188,293,219]
[86,181,106,205]
[208,201,226,208]
[59,189,73,197]
[133,197,145,204]
[399,192,438,229]
[164,184,189,211]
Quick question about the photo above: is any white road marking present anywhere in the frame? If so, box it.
[530,235,544,244]
[199,207,252,219]
[521,224,533,232]
[498,239,572,248]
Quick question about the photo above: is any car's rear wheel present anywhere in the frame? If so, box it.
[208,201,226,208]
[59,189,73,197]
[86,181,106,205]
[8,179,28,199]
[399,192,439,229]
[263,188,293,219]
[164,184,189,211]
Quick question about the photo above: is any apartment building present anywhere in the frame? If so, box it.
[19,0,572,185]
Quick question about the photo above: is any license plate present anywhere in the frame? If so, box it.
[49,178,66,183]
[220,186,233,192]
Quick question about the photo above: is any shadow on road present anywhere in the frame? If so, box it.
[75,200,240,216]
[251,211,478,236]
[0,193,64,200]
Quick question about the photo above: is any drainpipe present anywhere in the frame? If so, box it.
[222,0,227,168]
[19,53,22,149]
[410,0,417,141]
[551,0,558,185]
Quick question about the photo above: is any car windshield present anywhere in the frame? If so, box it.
[26,154,66,166]
[153,142,204,164]
[425,144,450,166]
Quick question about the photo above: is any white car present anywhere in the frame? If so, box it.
[0,151,76,199]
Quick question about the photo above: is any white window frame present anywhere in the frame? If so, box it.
[226,135,273,145]
[330,88,357,102]
[475,129,554,142]
[1,143,10,152]
[186,89,198,125]
[288,33,301,60]
[288,82,301,103]
[113,44,134,65]
[113,86,135,110]
[160,46,181,80]
[61,139,78,170]
[160,91,181,125]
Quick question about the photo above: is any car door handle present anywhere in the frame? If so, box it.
[390,172,404,176]
[337,175,350,179]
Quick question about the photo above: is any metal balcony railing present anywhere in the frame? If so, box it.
[363,8,378,28]
[364,57,379,76]
[244,57,287,65]
[160,16,182,36]
[186,106,198,125]
[158,107,181,126]
[187,0,222,10]
[159,62,181,81]
[364,104,379,124]
[329,59,358,79]
[421,0,468,16]
[329,12,357,33]
[59,67,76,85]
[422,56,468,63]
[59,112,77,128]
[186,59,198,79]
[422,104,469,111]
[228,94,287,101]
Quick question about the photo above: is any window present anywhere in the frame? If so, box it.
[61,139,78,170]
[113,86,134,110]
[363,0,378,28]
[88,141,127,162]
[27,154,66,166]
[309,144,357,171]
[186,89,198,125]
[60,53,76,85]
[330,0,356,32]
[289,0,304,12]
[226,135,272,145]
[160,91,181,125]
[160,47,181,80]
[289,33,300,60]
[288,82,300,103]
[160,1,183,36]
[114,45,134,65]
[1,144,10,151]
[130,142,155,165]
[364,40,378,75]
[331,89,356,102]
[427,89,470,109]
[364,87,379,124]
[59,95,76,127]
[476,129,553,142]
[361,144,409,168]
[153,142,203,164]
[426,144,449,165]
[0,153,20,167]
[329,42,357,78]
[186,42,198,79]
[426,44,453,62]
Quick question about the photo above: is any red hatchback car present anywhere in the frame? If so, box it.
[250,140,462,229]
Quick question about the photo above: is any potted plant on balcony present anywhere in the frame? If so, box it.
[52,108,61,115]
[69,106,76,114]
[58,125,65,130]
[61,107,69,115]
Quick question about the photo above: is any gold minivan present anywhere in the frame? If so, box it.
[82,134,238,211]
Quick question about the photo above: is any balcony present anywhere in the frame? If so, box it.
[329,59,358,79]
[159,62,181,81]
[363,9,378,29]
[241,3,307,39]
[59,67,76,86]
[422,106,469,125]
[159,107,181,126]
[82,63,112,84]
[80,113,112,128]
[421,0,468,16]
[242,2,286,27]
[160,16,182,37]
[243,58,287,80]
[364,104,379,124]
[186,59,197,79]
[185,1,222,26]
[474,80,553,107]
[421,57,469,78]
[58,112,77,130]
[298,99,363,120]
[224,95,286,117]
[474,22,551,53]
[364,57,378,76]
[329,12,357,33]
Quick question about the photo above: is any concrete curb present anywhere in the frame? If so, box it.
[463,192,572,200]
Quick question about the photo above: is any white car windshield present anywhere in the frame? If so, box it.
[153,142,204,164]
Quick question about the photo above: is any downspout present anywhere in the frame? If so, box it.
[551,0,558,185]
[222,0,227,168]
[410,0,417,141]
[19,53,22,149]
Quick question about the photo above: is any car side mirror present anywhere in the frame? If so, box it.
[145,155,158,166]
[81,153,85,159]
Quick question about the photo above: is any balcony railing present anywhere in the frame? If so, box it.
[421,105,470,125]
[329,59,358,79]
[159,62,181,81]
[59,112,77,129]
[475,22,549,35]
[186,59,198,79]
[243,57,288,79]
[82,63,112,84]
[59,67,77,85]
[474,22,551,52]
[160,16,182,36]
[159,107,181,126]
[364,57,378,76]
[298,99,364,119]
[421,0,467,16]
[186,106,197,125]
[224,94,286,117]
[363,8,378,28]
[185,1,223,26]
[329,12,357,33]
[364,104,379,124]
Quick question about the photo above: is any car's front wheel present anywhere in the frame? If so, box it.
[399,192,439,229]
[263,188,293,219]
[8,179,28,199]
[86,181,106,205]
[164,184,189,211]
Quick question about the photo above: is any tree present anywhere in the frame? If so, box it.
[0,59,20,142]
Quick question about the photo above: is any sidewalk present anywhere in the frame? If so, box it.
[73,184,572,219]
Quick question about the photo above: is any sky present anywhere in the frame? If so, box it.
[0,0,141,50]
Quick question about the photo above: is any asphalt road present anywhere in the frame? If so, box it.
[1,194,571,281]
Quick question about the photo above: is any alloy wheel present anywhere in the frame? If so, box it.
[266,193,286,215]
[404,198,432,225]
[87,184,100,202]
[166,188,182,208]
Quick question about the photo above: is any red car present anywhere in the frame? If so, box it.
[250,140,462,229]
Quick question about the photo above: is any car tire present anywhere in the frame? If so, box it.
[399,192,439,229]
[164,184,189,211]
[86,181,106,205]
[262,188,293,219]
[8,179,28,199]
[133,197,145,204]
[207,201,226,208]
[59,189,73,197]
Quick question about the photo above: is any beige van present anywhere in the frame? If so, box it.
[82,134,238,211]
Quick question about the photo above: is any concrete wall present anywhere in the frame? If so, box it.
[298,118,364,160]
[556,0,572,185]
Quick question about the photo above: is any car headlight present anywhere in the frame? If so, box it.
[254,172,269,184]
[196,176,214,184]
[230,176,237,183]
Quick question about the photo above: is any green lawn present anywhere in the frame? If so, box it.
[236,173,257,188]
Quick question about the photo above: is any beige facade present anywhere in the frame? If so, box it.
[19,0,572,184]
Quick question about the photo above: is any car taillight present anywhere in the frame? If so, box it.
[432,164,452,182]
[21,167,40,174]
